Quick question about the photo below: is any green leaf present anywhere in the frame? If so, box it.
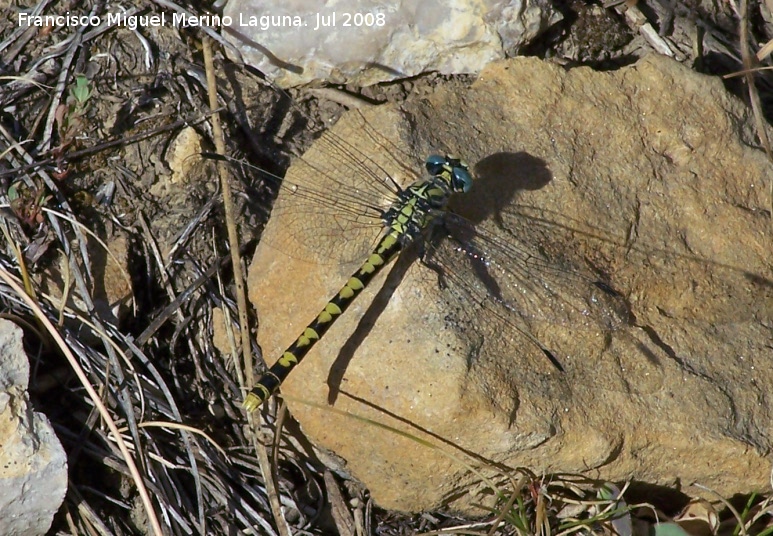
[650,522,690,536]
[71,75,91,104]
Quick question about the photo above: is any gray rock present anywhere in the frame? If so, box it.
[247,55,773,512]
[222,0,562,86]
[0,319,68,535]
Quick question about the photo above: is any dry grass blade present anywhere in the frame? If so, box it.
[693,483,748,536]
[0,268,164,535]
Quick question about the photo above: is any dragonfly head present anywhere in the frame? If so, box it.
[425,155,473,193]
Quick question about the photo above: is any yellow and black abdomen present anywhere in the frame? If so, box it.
[243,231,404,410]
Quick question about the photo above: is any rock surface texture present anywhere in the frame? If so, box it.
[223,0,561,86]
[248,55,773,512]
[0,319,68,534]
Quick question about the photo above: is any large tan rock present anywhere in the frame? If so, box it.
[248,55,773,512]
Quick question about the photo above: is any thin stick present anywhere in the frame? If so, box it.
[202,36,254,390]
[202,37,292,536]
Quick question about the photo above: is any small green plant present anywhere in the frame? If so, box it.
[69,74,92,105]
[53,74,93,162]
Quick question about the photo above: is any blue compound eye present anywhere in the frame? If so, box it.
[451,162,473,193]
[425,155,473,193]
[425,155,446,176]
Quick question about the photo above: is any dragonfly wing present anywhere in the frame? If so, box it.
[422,212,663,396]
[263,109,417,265]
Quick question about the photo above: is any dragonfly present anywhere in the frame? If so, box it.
[244,154,474,410]
[238,99,640,412]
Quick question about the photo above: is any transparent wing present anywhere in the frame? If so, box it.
[439,213,628,327]
[423,212,663,395]
[260,108,424,265]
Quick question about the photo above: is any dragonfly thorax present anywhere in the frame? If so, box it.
[382,156,472,248]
